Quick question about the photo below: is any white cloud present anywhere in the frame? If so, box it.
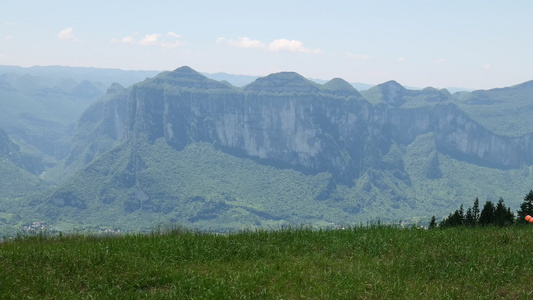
[5,35,12,40]
[58,27,81,42]
[218,37,322,54]
[167,32,182,38]
[217,37,265,49]
[268,39,322,54]
[0,53,4,58]
[136,33,183,48]
[121,36,136,44]
[435,58,447,63]
[483,64,491,69]
[397,57,406,62]
[139,33,161,46]
[111,36,135,44]
[161,40,182,48]
[346,53,371,59]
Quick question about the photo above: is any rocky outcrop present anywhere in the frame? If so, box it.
[68,67,533,183]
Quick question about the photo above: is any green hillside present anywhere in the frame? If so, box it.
[452,81,533,136]
[2,226,533,299]
[18,136,533,232]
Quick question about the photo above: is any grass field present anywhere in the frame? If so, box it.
[2,225,533,299]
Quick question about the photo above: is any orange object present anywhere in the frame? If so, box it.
[526,215,532,222]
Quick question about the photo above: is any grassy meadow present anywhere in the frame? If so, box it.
[2,225,533,299]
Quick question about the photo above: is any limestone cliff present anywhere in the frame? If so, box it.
[69,66,533,183]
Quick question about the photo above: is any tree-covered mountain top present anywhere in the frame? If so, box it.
[243,71,322,93]
[97,66,533,136]
[452,79,533,136]
[322,78,361,97]
[70,80,104,100]
[512,79,533,90]
[143,67,362,96]
[106,82,126,95]
[361,80,452,108]
[145,66,234,90]
[457,79,533,104]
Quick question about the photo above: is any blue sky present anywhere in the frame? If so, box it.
[1,0,532,89]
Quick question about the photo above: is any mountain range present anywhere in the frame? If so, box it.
[1,65,532,233]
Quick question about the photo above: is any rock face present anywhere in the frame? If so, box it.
[71,67,533,183]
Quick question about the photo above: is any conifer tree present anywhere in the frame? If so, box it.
[479,200,495,225]
[472,197,480,223]
[439,208,464,227]
[494,198,513,226]
[517,190,533,223]
[429,215,437,229]
[506,207,515,225]
[465,207,475,226]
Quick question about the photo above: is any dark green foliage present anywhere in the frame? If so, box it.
[439,197,515,228]
[479,201,495,226]
[439,205,464,227]
[472,198,480,221]
[494,198,515,226]
[428,215,437,229]
[517,190,533,223]
[464,207,475,226]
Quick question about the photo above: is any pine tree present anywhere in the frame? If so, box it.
[494,198,513,226]
[439,208,464,227]
[472,197,480,223]
[506,207,515,225]
[517,190,533,223]
[479,200,495,226]
[429,215,437,229]
[465,207,475,226]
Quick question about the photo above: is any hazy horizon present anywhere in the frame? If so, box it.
[2,0,532,90]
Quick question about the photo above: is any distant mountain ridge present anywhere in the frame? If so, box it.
[23,66,532,232]
[0,65,160,88]
[0,64,473,92]
[1,65,533,233]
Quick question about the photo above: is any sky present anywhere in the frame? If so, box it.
[1,0,532,90]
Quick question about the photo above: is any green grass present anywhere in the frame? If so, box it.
[2,226,533,299]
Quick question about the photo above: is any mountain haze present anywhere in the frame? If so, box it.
[21,66,533,232]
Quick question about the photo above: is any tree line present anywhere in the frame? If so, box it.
[429,190,533,228]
